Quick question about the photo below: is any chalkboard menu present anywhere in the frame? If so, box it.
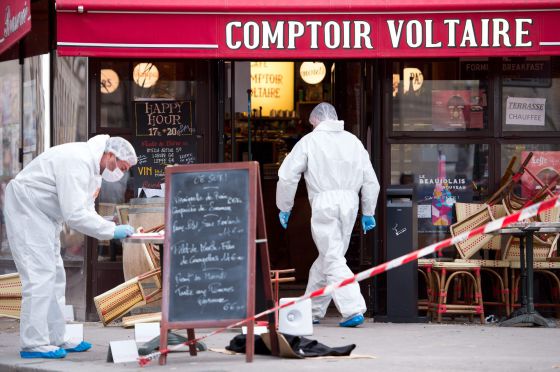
[134,99,197,190]
[164,164,253,323]
[160,162,278,365]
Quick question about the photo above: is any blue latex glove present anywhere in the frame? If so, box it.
[279,211,291,229]
[113,224,134,239]
[361,215,376,233]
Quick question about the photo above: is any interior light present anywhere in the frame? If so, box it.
[100,69,119,94]
[133,63,159,88]
[300,62,326,84]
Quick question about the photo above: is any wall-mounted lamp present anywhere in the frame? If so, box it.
[100,69,119,94]
[299,62,326,84]
[133,62,159,88]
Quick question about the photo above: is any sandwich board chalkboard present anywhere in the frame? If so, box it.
[160,162,278,364]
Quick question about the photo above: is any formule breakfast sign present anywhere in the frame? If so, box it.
[56,5,560,58]
[0,0,31,55]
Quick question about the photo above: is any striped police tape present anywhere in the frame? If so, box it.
[138,195,560,366]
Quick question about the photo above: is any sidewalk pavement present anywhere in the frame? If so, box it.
[1,317,560,372]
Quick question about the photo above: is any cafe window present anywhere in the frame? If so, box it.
[97,60,211,130]
[392,59,489,132]
[391,143,489,249]
[501,144,560,199]
[502,57,560,132]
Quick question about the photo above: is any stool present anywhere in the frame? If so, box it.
[270,269,296,326]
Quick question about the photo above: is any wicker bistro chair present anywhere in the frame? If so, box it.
[94,268,162,325]
[452,203,511,316]
[269,269,296,326]
[426,261,485,324]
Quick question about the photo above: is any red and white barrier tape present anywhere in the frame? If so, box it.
[138,195,560,366]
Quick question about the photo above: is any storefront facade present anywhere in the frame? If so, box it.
[0,1,558,320]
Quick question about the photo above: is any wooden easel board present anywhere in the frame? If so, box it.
[161,161,277,364]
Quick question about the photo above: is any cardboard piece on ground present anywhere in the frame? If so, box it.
[260,333,302,359]
[134,322,160,344]
[65,323,83,343]
[209,347,376,360]
[107,340,139,363]
[63,305,74,322]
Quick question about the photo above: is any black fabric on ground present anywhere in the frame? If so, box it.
[225,333,355,357]
[226,335,272,355]
[286,335,355,357]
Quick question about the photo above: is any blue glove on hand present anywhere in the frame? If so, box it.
[113,224,134,240]
[361,215,376,234]
[279,211,291,229]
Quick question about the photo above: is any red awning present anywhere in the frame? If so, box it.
[56,0,560,58]
[0,0,32,55]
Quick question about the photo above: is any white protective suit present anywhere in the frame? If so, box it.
[4,135,116,350]
[276,119,380,319]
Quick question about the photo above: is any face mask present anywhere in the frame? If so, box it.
[102,158,125,183]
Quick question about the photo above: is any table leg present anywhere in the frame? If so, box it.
[500,230,555,327]
[520,235,528,309]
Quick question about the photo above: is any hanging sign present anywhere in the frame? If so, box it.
[133,99,197,191]
[0,0,31,55]
[505,97,546,126]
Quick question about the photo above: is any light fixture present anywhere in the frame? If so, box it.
[403,67,423,94]
[299,62,326,84]
[133,63,159,88]
[100,69,119,94]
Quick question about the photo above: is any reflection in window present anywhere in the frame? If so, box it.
[99,60,207,129]
[391,144,489,250]
[501,144,560,199]
[392,60,489,132]
[502,57,560,132]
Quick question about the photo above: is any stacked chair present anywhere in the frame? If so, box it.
[423,152,560,322]
[94,224,164,326]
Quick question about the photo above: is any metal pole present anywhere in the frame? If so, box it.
[247,89,252,161]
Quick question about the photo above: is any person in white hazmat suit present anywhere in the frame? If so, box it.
[276,102,380,327]
[3,135,137,359]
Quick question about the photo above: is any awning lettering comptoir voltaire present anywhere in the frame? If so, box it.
[56,0,560,58]
[0,0,31,55]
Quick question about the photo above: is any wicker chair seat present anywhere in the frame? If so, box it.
[432,261,481,269]
[0,273,22,297]
[509,261,560,269]
[0,297,21,319]
[454,259,510,268]
[450,205,493,259]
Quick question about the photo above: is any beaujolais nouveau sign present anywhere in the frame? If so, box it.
[0,0,31,55]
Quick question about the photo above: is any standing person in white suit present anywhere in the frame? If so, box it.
[4,135,137,359]
[276,102,380,327]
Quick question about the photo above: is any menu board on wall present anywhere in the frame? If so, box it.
[133,99,197,192]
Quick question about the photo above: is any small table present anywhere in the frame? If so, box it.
[125,235,164,245]
[492,222,560,327]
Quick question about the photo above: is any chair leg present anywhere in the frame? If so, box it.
[437,268,447,323]
[475,268,485,324]
[503,267,511,317]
